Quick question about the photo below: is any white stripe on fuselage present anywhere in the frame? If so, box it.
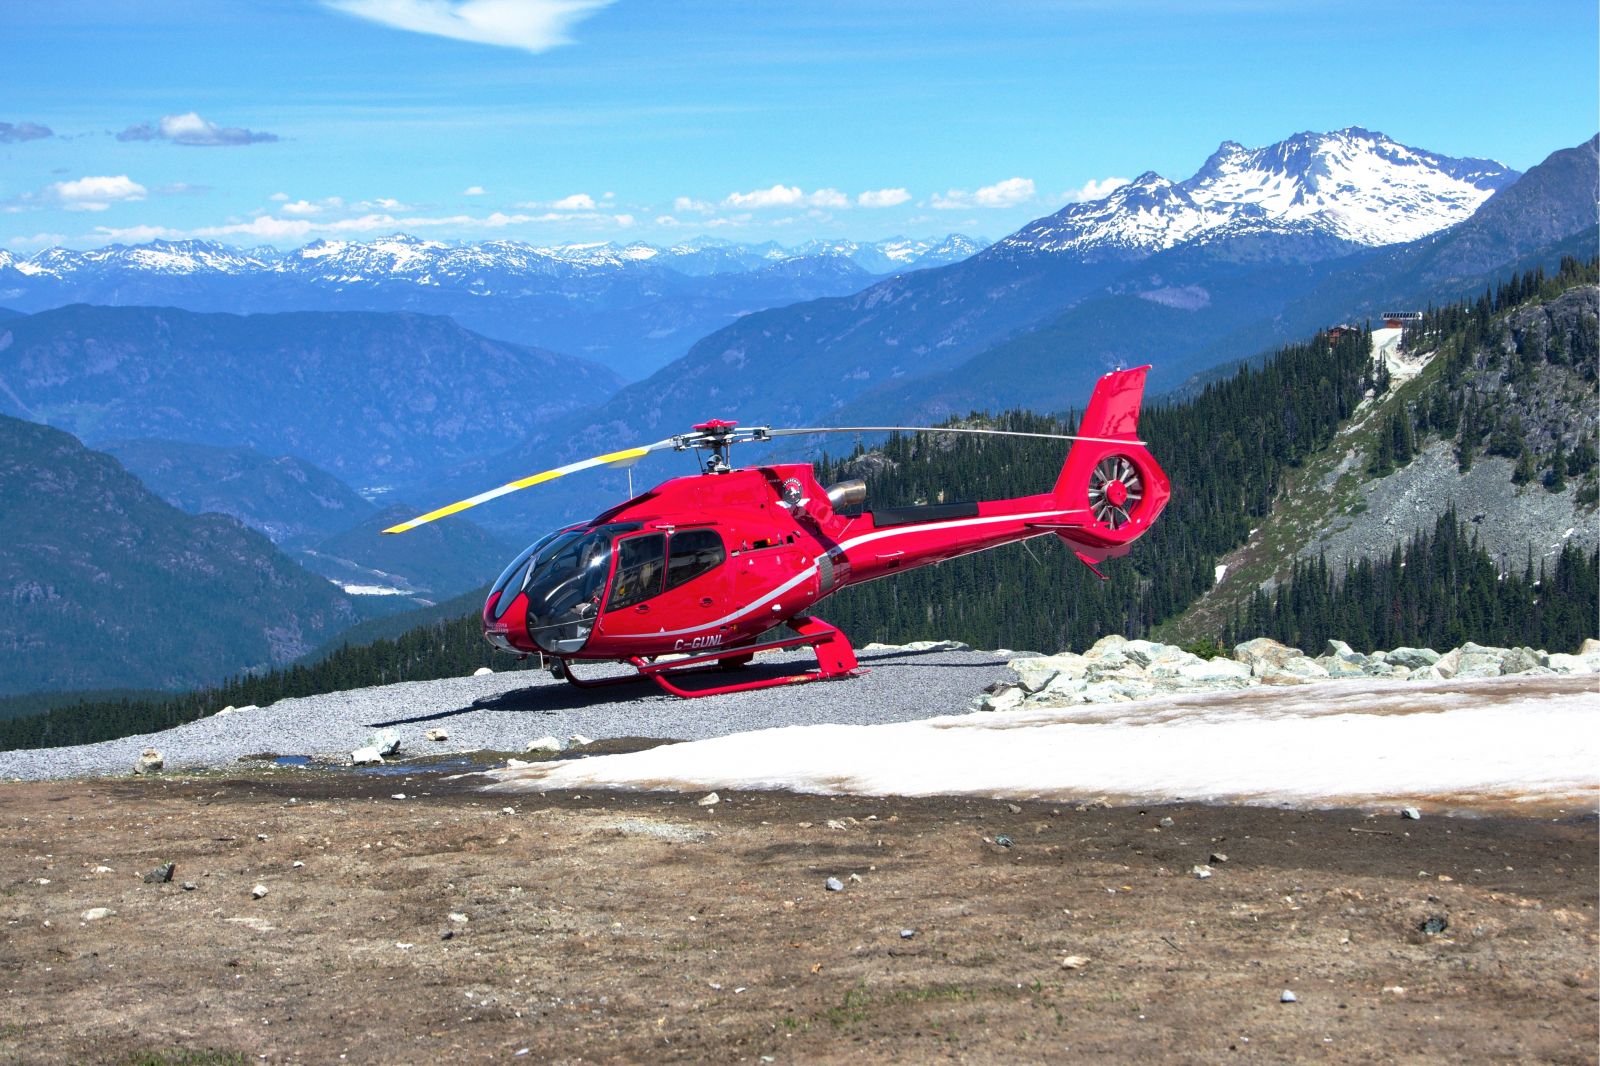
[610,507,1083,641]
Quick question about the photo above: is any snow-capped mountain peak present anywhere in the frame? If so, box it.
[1000,127,1519,258]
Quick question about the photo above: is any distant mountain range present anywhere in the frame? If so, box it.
[0,234,987,380]
[0,415,362,696]
[424,129,1595,536]
[0,304,622,484]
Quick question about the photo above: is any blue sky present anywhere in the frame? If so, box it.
[4,0,1596,251]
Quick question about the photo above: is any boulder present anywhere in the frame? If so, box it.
[472,666,494,676]
[1085,634,1130,659]
[973,685,1027,712]
[368,729,401,757]
[1011,653,1088,693]
[1498,647,1544,675]
[1407,665,1446,682]
[424,728,449,742]
[1256,655,1331,686]
[1580,638,1600,657]
[350,746,384,766]
[904,639,970,652]
[1546,653,1592,674]
[1384,647,1441,669]
[525,736,563,754]
[1232,638,1304,672]
[1323,639,1356,658]
[1123,639,1186,668]
[1173,658,1253,685]
[1316,654,1370,679]
[133,748,164,775]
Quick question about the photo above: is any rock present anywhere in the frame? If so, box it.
[1158,816,1174,828]
[568,734,595,747]
[1012,653,1089,692]
[473,666,494,676]
[899,929,916,939]
[1498,647,1544,675]
[448,912,469,924]
[1209,852,1228,864]
[1280,989,1298,1003]
[824,877,844,892]
[1324,639,1355,657]
[1407,665,1446,682]
[1124,639,1188,668]
[994,835,1014,848]
[1006,803,1022,814]
[215,704,236,716]
[1316,654,1370,679]
[1191,865,1213,879]
[390,793,407,801]
[133,748,163,775]
[1085,634,1130,658]
[1401,807,1421,820]
[81,907,114,921]
[292,861,304,868]
[424,728,449,742]
[1233,637,1304,671]
[368,729,401,757]
[977,685,1026,712]
[1419,915,1449,935]
[1546,653,1592,674]
[525,736,563,754]
[181,882,197,891]
[251,884,269,899]
[350,746,384,766]
[1256,655,1330,685]
[1385,647,1441,669]
[1061,955,1090,970]
[1174,658,1253,685]
[1581,638,1600,657]
[142,862,175,884]
[697,792,721,807]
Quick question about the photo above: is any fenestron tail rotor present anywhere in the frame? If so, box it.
[1086,454,1145,529]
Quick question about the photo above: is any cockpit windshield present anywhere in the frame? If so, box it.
[498,522,641,654]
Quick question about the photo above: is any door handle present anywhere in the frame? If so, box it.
[700,597,714,607]
[634,604,650,613]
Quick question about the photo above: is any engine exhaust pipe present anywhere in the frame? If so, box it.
[825,479,867,509]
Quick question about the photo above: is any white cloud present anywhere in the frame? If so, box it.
[722,185,852,210]
[90,224,179,243]
[611,213,634,227]
[118,112,278,147]
[462,185,486,196]
[86,204,643,246]
[550,193,596,210]
[279,199,323,216]
[322,0,614,54]
[931,176,1036,210]
[974,177,1035,208]
[1062,176,1130,203]
[673,196,713,214]
[857,187,911,208]
[50,174,148,211]
[269,192,291,202]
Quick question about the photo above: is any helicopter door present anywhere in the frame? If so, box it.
[662,529,730,643]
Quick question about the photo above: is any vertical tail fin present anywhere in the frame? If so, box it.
[1052,366,1170,559]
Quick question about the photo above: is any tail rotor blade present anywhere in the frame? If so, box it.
[381,438,677,535]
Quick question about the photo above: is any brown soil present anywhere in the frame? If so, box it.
[0,770,1595,1065]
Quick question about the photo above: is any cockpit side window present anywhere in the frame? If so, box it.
[606,533,666,610]
[666,529,725,590]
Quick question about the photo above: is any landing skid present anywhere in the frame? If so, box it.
[560,615,860,698]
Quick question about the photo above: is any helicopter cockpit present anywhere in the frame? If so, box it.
[485,521,728,656]
[486,521,642,654]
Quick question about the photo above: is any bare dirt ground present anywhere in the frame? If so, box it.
[1,768,1595,1064]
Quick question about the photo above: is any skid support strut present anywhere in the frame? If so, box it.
[561,615,860,698]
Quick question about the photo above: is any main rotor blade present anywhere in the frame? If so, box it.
[381,438,676,535]
[766,425,1145,447]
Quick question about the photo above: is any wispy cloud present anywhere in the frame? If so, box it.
[0,121,53,144]
[930,176,1036,210]
[117,112,279,147]
[462,185,487,196]
[322,0,613,54]
[50,175,148,212]
[857,187,911,208]
[90,205,637,245]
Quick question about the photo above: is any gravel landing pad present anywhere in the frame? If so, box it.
[0,647,1015,781]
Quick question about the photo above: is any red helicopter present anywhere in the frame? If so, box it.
[383,366,1170,697]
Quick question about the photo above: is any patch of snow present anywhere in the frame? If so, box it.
[485,676,1599,813]
[336,583,411,596]
[1213,564,1228,585]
